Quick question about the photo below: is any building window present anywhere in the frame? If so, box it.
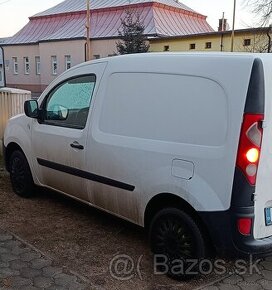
[93,55,100,59]
[51,56,57,75]
[12,57,18,75]
[5,60,10,71]
[205,42,212,49]
[244,39,251,46]
[164,45,170,52]
[65,55,71,70]
[24,57,30,75]
[190,43,196,50]
[35,56,40,75]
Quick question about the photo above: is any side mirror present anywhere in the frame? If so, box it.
[24,100,39,119]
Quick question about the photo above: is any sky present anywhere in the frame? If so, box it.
[182,0,258,29]
[0,0,260,38]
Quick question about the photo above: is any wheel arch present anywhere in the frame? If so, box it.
[144,192,215,253]
[5,142,25,172]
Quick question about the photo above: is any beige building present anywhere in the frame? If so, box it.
[4,40,89,94]
[150,27,272,53]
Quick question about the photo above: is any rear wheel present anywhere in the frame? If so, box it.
[149,208,207,280]
[9,150,35,198]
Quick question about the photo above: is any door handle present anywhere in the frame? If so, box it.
[70,142,84,150]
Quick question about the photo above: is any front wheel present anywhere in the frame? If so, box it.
[149,208,208,280]
[9,150,35,198]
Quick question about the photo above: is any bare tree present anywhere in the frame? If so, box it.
[240,28,272,52]
[249,0,272,24]
[244,1,272,52]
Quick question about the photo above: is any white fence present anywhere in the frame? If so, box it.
[0,88,31,144]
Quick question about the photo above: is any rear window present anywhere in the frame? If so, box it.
[99,72,227,146]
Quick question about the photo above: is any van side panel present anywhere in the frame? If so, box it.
[100,73,227,146]
[87,54,254,225]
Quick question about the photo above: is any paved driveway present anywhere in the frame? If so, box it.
[0,230,89,289]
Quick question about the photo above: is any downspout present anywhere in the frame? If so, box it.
[0,46,6,88]
[220,33,224,52]
[267,25,272,53]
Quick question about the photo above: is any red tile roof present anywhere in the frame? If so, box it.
[4,1,213,45]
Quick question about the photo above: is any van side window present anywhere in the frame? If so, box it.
[44,75,96,129]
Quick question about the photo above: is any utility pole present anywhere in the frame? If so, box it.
[231,0,237,52]
[86,0,91,61]
[220,12,225,52]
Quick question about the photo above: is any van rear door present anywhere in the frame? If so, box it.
[253,56,272,239]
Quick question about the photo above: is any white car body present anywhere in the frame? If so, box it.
[4,53,272,256]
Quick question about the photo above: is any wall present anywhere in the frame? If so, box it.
[90,39,119,57]
[3,44,41,93]
[3,38,120,96]
[39,39,86,89]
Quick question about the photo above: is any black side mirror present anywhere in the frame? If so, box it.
[24,100,39,119]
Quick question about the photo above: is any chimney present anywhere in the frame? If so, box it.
[218,13,229,31]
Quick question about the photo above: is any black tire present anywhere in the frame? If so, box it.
[9,150,35,198]
[149,208,207,280]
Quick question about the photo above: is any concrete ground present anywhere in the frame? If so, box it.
[1,158,272,289]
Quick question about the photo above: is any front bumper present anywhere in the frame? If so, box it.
[199,207,272,257]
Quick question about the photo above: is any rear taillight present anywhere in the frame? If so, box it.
[236,113,264,186]
[237,218,252,236]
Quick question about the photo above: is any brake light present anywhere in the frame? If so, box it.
[236,114,264,185]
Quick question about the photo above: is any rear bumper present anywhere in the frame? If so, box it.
[199,207,272,257]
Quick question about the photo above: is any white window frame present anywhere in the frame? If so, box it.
[12,57,18,75]
[65,55,71,70]
[51,56,57,75]
[24,57,30,75]
[35,56,41,75]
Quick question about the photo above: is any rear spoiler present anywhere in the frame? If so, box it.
[244,58,265,114]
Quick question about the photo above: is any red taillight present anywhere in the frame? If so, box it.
[236,113,264,185]
[237,218,252,236]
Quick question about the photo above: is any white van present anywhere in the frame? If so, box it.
[3,53,272,275]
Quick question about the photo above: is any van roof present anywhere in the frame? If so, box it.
[86,52,262,65]
[71,52,272,72]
